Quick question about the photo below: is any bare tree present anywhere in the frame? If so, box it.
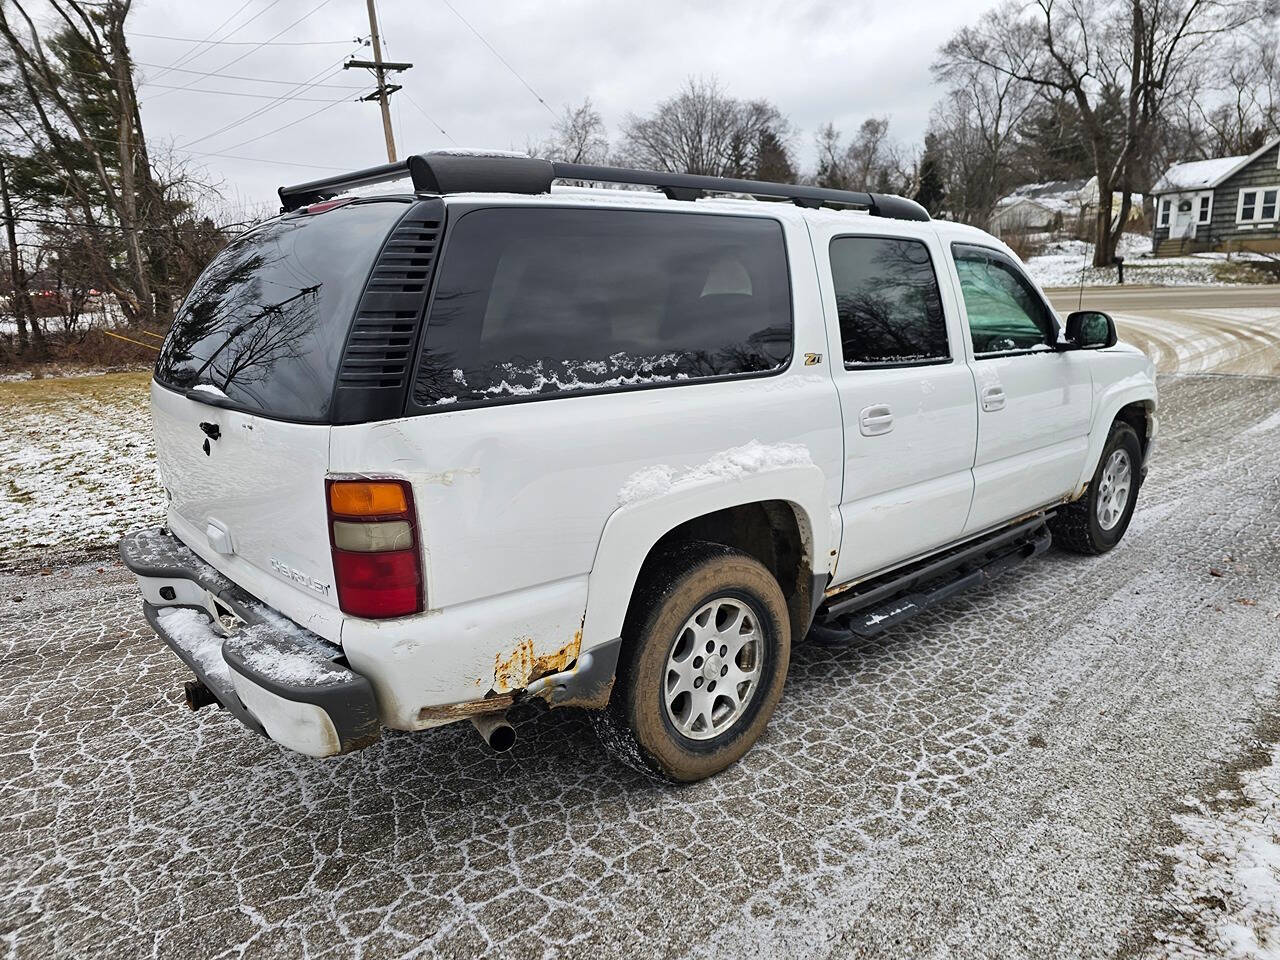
[540,98,610,164]
[620,77,794,179]
[939,0,1270,266]
[929,54,1036,223]
[813,117,910,193]
[0,0,159,322]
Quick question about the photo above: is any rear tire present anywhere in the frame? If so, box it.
[597,542,791,783]
[1051,421,1143,555]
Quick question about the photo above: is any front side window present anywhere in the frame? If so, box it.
[1159,199,1171,226]
[951,244,1054,356]
[1198,195,1211,223]
[411,208,792,407]
[829,236,948,366]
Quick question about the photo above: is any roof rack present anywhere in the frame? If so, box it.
[278,151,930,222]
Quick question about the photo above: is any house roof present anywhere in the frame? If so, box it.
[1012,178,1091,199]
[1152,137,1280,194]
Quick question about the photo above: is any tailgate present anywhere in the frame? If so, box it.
[151,381,341,638]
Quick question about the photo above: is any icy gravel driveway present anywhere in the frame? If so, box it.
[3,373,1280,960]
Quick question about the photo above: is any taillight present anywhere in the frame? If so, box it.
[326,478,422,618]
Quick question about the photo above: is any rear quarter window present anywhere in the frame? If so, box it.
[155,199,409,422]
[410,207,792,408]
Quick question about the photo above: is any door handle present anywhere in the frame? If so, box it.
[859,404,894,436]
[981,386,1006,412]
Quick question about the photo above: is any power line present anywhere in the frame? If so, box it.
[176,49,364,149]
[439,0,555,118]
[145,83,349,102]
[143,0,264,82]
[148,0,338,103]
[133,33,361,47]
[135,61,365,89]
[403,93,459,146]
[214,96,354,153]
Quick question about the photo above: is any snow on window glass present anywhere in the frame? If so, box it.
[411,208,792,407]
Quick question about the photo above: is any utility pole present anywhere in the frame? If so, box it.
[345,1,412,162]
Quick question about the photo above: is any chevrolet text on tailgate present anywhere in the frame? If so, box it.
[121,151,1157,781]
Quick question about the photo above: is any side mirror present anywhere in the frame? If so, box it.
[1064,310,1117,349]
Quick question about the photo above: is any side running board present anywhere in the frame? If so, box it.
[811,515,1053,644]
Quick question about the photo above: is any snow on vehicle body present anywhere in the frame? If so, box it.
[122,152,1157,779]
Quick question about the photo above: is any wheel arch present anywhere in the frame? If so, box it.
[1075,386,1158,495]
[580,464,830,655]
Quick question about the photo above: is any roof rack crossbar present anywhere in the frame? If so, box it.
[550,162,929,221]
[278,151,930,222]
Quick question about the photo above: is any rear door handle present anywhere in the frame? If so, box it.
[981,386,1006,412]
[859,404,894,436]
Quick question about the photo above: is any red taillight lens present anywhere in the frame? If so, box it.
[326,478,422,619]
[331,549,420,618]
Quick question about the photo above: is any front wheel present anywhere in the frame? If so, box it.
[598,542,791,782]
[1051,421,1143,555]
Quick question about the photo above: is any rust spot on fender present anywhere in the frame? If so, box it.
[492,628,583,693]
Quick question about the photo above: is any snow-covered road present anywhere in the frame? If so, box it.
[1047,286,1280,376]
[3,373,1280,959]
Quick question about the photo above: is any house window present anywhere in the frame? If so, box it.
[1238,187,1280,224]
[1198,195,1211,223]
[1159,198,1171,227]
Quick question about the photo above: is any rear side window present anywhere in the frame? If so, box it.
[411,207,792,408]
[829,236,949,366]
[951,244,1054,355]
[155,200,409,421]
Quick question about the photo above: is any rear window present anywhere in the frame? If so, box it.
[411,207,792,408]
[155,199,409,421]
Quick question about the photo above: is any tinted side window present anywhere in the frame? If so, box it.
[829,236,948,366]
[155,200,409,421]
[951,244,1053,355]
[411,208,792,407]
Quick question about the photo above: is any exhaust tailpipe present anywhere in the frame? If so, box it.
[183,678,218,712]
[470,712,516,752]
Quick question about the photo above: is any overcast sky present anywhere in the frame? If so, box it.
[125,0,1002,213]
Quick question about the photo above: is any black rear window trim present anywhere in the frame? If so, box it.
[827,231,955,371]
[403,202,797,417]
[153,196,419,425]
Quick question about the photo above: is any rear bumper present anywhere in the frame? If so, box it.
[122,528,380,757]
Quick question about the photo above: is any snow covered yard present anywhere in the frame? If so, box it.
[1151,738,1280,959]
[1024,234,1278,288]
[0,371,161,568]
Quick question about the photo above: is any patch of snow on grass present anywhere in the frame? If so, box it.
[617,440,812,506]
[0,371,161,567]
[1151,742,1280,959]
[1024,234,1276,289]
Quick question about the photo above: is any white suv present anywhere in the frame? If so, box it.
[121,151,1157,782]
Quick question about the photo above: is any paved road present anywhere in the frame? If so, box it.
[3,372,1280,959]
[1046,285,1280,376]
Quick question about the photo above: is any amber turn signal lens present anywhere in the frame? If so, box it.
[328,481,408,517]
